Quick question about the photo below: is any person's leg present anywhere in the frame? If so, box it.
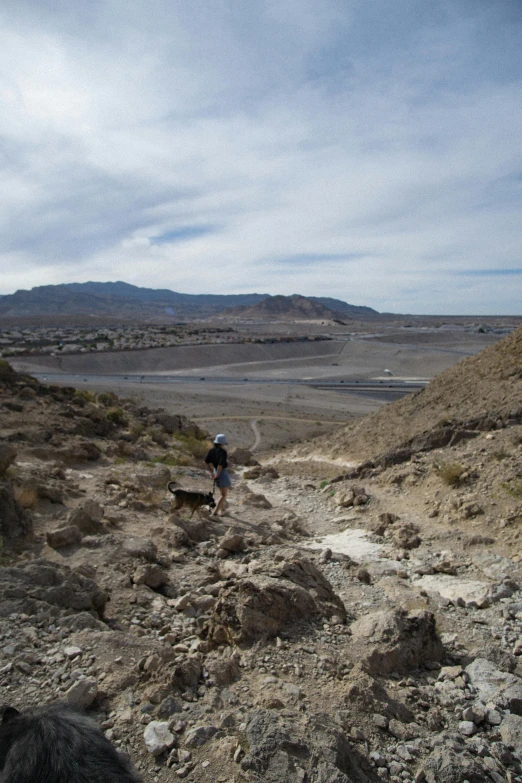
[216,486,228,515]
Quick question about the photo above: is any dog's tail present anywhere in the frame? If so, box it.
[167,482,177,495]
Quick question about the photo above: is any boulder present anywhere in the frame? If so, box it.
[0,559,107,618]
[465,658,522,714]
[229,447,259,467]
[66,677,98,709]
[170,657,202,692]
[204,557,346,646]
[170,514,226,544]
[155,413,201,436]
[420,745,489,783]
[0,482,32,541]
[185,725,219,747]
[157,696,182,718]
[143,721,176,755]
[133,564,170,589]
[46,525,83,550]
[500,713,522,753]
[136,465,171,488]
[122,536,158,562]
[64,440,102,463]
[205,652,241,686]
[336,489,355,508]
[392,522,421,550]
[241,492,272,509]
[219,530,246,553]
[0,444,16,475]
[68,501,104,535]
[350,609,444,675]
[241,710,379,782]
[18,385,37,399]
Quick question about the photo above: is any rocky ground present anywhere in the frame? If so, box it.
[1,331,522,783]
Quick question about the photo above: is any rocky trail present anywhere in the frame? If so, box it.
[1,337,522,783]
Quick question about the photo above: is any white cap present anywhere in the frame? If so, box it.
[214,434,228,445]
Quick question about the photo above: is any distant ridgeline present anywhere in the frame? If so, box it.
[0,282,379,321]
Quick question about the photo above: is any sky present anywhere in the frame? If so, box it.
[0,0,521,314]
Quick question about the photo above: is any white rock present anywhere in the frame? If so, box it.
[64,646,82,658]
[143,721,175,755]
[458,720,477,736]
[466,658,522,712]
[413,574,491,607]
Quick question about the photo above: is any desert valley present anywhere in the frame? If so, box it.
[1,287,522,783]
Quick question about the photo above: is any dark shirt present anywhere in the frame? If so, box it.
[204,446,228,470]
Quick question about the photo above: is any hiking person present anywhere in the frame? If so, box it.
[204,434,231,516]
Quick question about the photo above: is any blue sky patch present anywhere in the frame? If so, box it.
[151,226,217,245]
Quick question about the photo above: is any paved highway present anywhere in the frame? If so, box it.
[33,372,427,395]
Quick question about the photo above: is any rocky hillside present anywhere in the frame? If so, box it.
[2,350,522,783]
[302,323,522,466]
[221,294,377,321]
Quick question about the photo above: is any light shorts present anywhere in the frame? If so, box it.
[215,469,232,489]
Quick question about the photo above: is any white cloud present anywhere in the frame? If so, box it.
[0,0,521,313]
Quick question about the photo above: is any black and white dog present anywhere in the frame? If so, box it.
[0,703,141,782]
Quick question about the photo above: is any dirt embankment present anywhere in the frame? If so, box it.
[12,339,340,375]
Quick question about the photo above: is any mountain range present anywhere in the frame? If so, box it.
[0,282,378,322]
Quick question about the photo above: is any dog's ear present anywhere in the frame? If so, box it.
[1,706,21,724]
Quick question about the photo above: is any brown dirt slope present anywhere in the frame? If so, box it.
[308,323,522,463]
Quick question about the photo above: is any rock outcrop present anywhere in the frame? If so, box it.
[204,557,346,646]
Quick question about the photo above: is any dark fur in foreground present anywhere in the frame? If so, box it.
[0,704,141,782]
[168,484,216,518]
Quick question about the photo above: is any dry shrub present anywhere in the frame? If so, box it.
[435,461,465,486]
[14,485,39,509]
[106,407,128,426]
[147,427,168,447]
[74,389,96,403]
[152,453,191,467]
[130,423,145,438]
[97,391,118,406]
[173,432,208,459]
[502,479,522,499]
[0,359,15,380]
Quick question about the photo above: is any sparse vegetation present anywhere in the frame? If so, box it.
[152,453,192,467]
[501,478,522,499]
[435,461,466,486]
[74,389,96,403]
[106,407,128,426]
[0,536,12,565]
[146,427,168,446]
[97,391,118,406]
[0,359,14,379]
[173,432,208,459]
